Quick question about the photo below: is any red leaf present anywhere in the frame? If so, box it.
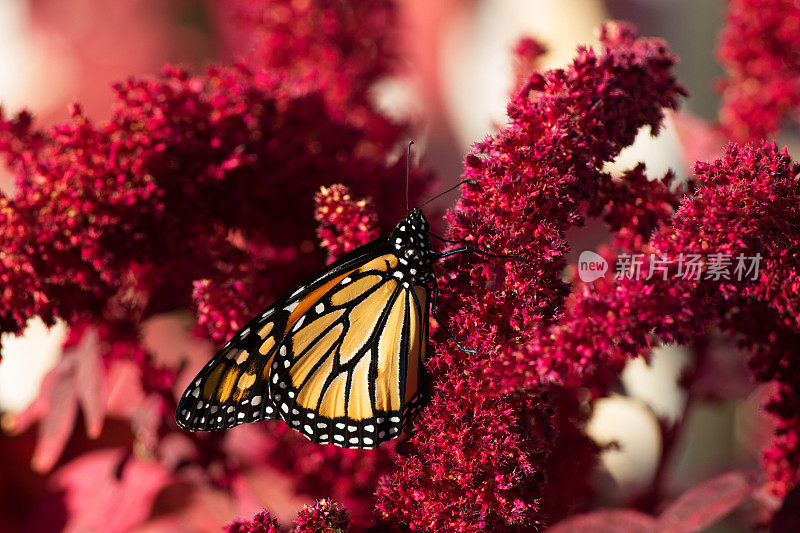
[547,509,658,533]
[31,369,79,473]
[74,329,106,438]
[656,470,756,533]
[8,326,107,472]
[51,447,172,533]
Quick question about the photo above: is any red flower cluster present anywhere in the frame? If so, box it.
[3,0,800,530]
[500,140,800,499]
[228,0,401,148]
[664,144,800,496]
[717,0,800,140]
[227,510,281,533]
[607,143,800,497]
[0,62,410,340]
[314,184,379,263]
[228,500,348,533]
[374,22,686,530]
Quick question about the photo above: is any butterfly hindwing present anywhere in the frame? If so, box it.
[175,307,287,430]
[267,251,430,448]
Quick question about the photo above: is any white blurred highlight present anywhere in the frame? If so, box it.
[0,0,76,116]
[622,344,691,424]
[587,394,662,501]
[605,116,688,183]
[440,0,606,149]
[0,318,66,413]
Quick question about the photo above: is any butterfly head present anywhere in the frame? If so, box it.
[391,208,436,284]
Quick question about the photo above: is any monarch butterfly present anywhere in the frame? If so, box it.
[175,144,504,448]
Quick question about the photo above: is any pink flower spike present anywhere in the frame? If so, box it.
[315,184,379,263]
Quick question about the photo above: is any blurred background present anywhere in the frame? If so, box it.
[0,0,775,531]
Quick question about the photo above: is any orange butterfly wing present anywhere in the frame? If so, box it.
[266,253,429,448]
[176,242,428,445]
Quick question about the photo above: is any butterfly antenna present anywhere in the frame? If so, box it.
[406,140,413,214]
[415,179,478,210]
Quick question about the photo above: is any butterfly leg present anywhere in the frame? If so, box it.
[437,244,528,262]
[430,233,530,264]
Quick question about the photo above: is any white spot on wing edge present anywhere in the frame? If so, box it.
[284,300,299,312]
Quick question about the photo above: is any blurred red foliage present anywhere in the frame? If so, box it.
[717,0,800,140]
[0,1,799,532]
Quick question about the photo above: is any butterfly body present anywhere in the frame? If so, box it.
[176,208,434,448]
